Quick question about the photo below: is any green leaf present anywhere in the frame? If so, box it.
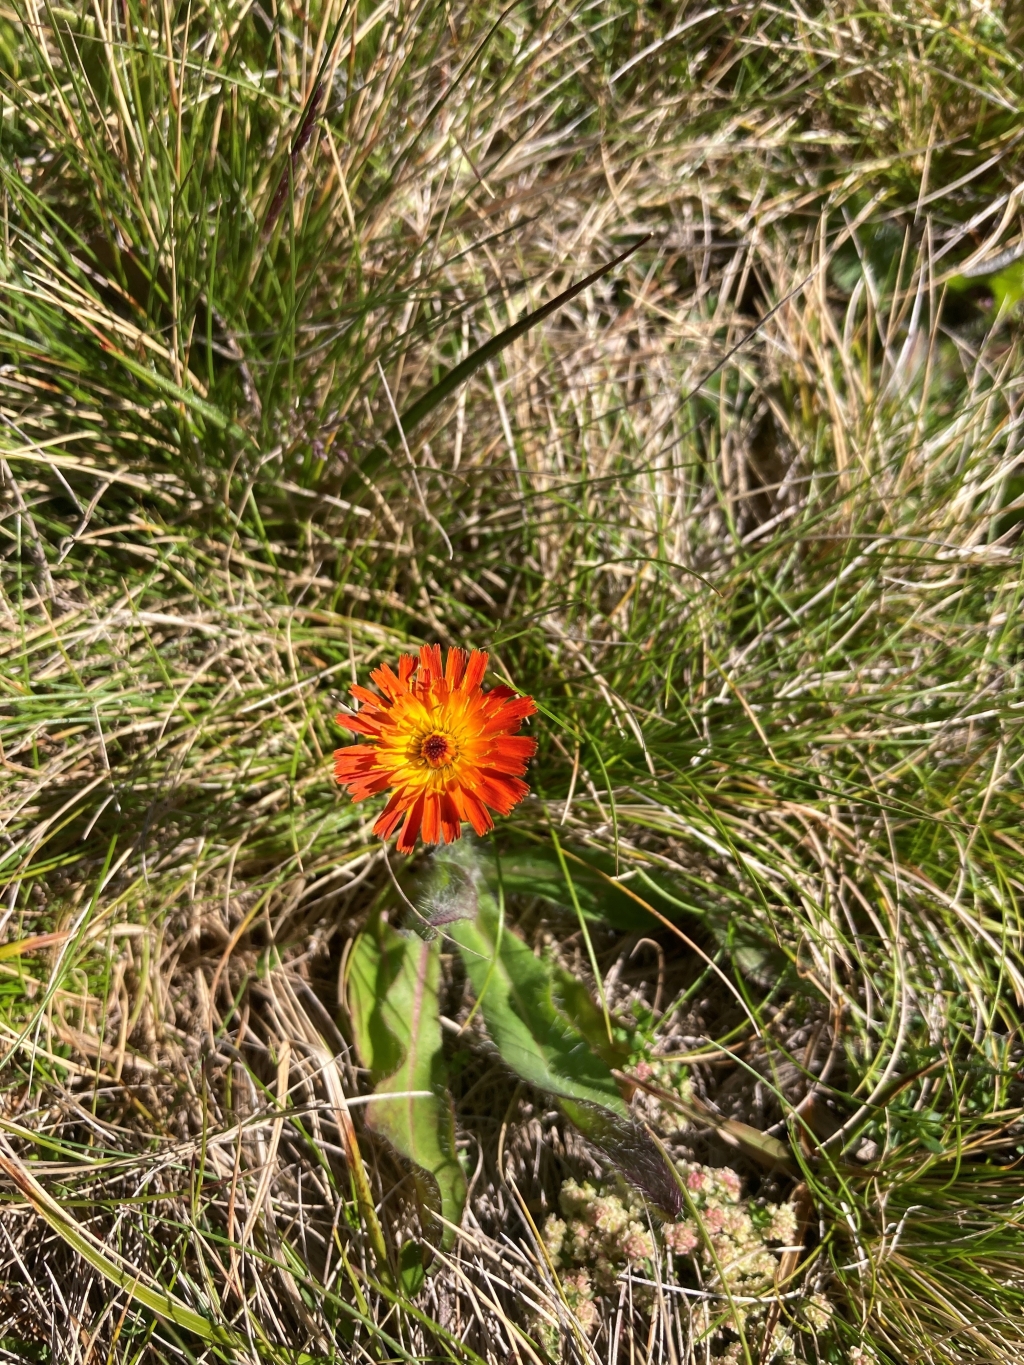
[398,1240,428,1297]
[550,961,631,1070]
[489,840,682,932]
[415,843,681,1210]
[446,879,629,1116]
[347,921,466,1253]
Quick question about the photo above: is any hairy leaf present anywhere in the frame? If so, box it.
[418,843,680,1207]
[347,920,466,1253]
[447,881,629,1115]
[558,1100,684,1218]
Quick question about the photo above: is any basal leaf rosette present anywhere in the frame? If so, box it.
[334,644,537,853]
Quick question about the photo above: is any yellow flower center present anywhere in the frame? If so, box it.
[420,731,457,769]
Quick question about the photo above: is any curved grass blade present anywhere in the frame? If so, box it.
[395,236,648,438]
[489,837,683,932]
[356,236,651,481]
[0,1144,231,1345]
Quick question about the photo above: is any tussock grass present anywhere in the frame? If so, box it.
[1,0,1023,1360]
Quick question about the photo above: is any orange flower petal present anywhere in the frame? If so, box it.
[438,791,462,843]
[482,735,537,774]
[334,743,381,779]
[421,792,441,845]
[337,710,381,738]
[419,643,443,683]
[445,647,467,689]
[464,650,487,690]
[472,771,528,815]
[454,785,494,837]
[397,792,426,853]
[374,788,412,840]
[350,684,384,708]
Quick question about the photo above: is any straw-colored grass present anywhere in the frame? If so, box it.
[1,0,1023,1360]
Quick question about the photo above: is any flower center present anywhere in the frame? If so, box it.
[421,732,455,768]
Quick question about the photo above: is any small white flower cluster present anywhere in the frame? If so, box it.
[847,1347,878,1365]
[664,1160,791,1297]
[632,1057,694,1124]
[543,1178,655,1294]
[803,1292,834,1334]
[541,1161,801,1336]
[713,1345,746,1364]
[557,1268,598,1335]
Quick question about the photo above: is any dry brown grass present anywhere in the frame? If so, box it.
[2,0,1024,1360]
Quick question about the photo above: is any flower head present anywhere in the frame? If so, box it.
[663,1220,699,1256]
[334,644,537,853]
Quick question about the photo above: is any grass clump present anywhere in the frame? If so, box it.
[1,0,1024,1361]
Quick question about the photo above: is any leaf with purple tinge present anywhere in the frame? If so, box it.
[559,1100,685,1218]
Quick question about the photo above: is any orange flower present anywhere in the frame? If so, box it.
[334,645,537,853]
